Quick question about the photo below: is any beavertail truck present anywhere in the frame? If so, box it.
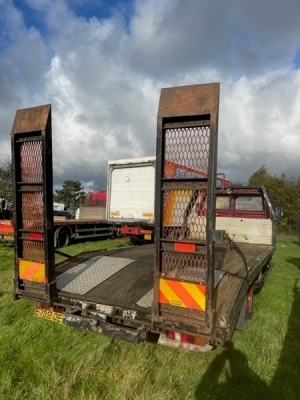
[12,83,275,350]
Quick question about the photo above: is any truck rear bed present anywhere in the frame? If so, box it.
[215,242,274,277]
[54,242,274,311]
[55,245,155,310]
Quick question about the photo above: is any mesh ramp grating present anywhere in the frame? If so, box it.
[56,256,134,295]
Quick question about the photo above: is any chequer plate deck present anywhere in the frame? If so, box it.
[56,256,134,295]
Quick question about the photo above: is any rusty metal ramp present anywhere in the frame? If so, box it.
[154,83,220,332]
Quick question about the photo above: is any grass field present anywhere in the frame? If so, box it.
[0,235,300,400]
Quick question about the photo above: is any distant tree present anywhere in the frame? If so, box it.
[54,180,85,218]
[248,164,270,186]
[230,180,245,187]
[0,156,13,218]
[248,165,300,233]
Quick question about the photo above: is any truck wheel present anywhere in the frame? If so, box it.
[57,229,71,248]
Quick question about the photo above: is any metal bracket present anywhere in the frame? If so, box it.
[212,230,226,242]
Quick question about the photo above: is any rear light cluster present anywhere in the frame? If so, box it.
[166,330,205,346]
[29,232,43,240]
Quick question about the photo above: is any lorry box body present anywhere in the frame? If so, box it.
[107,157,156,225]
[11,83,276,351]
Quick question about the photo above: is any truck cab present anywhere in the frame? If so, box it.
[189,186,274,243]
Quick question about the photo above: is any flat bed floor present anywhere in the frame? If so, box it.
[55,242,274,310]
[215,242,274,277]
[56,245,155,310]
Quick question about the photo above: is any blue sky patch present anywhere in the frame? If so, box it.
[12,0,134,35]
[293,48,300,68]
[67,0,134,28]
[13,0,50,37]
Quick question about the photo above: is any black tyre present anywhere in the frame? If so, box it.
[57,228,71,248]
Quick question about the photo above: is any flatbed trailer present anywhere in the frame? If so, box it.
[11,82,275,351]
[0,218,112,247]
[47,241,274,344]
[52,218,112,248]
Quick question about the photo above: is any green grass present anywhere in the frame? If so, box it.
[0,235,300,400]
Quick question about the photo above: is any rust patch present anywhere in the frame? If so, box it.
[11,104,51,135]
[157,83,220,119]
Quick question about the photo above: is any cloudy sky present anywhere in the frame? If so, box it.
[1,0,300,190]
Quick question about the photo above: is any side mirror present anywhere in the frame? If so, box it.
[274,206,284,219]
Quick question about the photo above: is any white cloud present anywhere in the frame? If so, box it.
[219,68,300,182]
[0,0,300,189]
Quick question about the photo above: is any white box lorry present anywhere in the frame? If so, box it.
[106,157,156,242]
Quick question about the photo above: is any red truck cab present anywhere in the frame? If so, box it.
[188,186,274,246]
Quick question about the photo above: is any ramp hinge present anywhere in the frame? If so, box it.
[212,230,225,242]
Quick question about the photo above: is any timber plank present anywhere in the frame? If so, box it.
[86,254,153,305]
[55,241,274,311]
[56,244,155,308]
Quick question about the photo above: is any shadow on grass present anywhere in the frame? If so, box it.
[286,257,300,270]
[195,341,270,399]
[195,279,300,400]
[268,279,300,399]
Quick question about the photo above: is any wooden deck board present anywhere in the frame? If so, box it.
[56,242,274,309]
[215,242,273,277]
[86,253,154,305]
[56,244,155,308]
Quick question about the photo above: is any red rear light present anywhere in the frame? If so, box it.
[29,232,43,240]
[35,302,62,313]
[53,305,63,312]
[35,301,49,310]
[180,333,194,344]
[166,331,175,340]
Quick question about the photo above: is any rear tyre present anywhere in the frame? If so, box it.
[57,229,71,248]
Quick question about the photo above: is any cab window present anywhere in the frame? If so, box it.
[216,196,230,210]
[235,196,263,211]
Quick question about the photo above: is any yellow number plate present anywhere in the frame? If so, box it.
[144,233,152,240]
[34,308,65,324]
